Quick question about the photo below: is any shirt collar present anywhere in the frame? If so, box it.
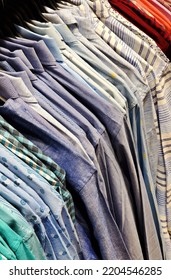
[54,24,77,44]
[56,9,78,25]
[4,39,45,72]
[16,26,63,63]
[1,70,36,95]
[0,61,15,71]
[54,9,98,39]
[27,21,66,50]
[87,0,110,19]
[17,38,59,66]
[0,55,37,81]
[75,16,99,39]
[0,46,33,70]
[0,73,38,104]
[0,75,19,99]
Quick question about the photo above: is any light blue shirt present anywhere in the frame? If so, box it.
[0,144,81,259]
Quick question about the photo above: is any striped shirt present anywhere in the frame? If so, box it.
[88,0,169,63]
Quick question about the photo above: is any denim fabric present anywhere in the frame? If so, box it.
[0,195,46,259]
[0,77,131,259]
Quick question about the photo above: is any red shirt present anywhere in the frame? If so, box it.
[138,0,171,32]
[157,0,171,12]
[109,0,171,54]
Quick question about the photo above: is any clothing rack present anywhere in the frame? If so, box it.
[0,0,170,261]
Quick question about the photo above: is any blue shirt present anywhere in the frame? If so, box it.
[0,75,131,260]
[0,163,57,260]
[0,145,80,260]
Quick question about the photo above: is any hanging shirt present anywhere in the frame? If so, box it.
[0,218,36,260]
[148,0,171,21]
[0,196,46,259]
[0,143,81,260]
[0,116,74,219]
[0,170,60,260]
[157,0,171,12]
[17,24,127,112]
[0,163,57,260]
[0,76,131,260]
[108,0,171,56]
[97,0,169,62]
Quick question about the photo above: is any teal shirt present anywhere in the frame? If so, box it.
[0,218,35,260]
[0,196,46,260]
